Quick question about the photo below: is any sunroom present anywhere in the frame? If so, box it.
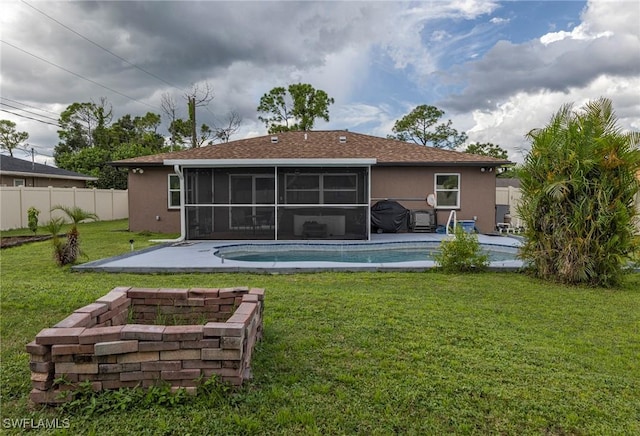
[166,159,374,240]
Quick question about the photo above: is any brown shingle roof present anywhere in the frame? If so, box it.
[112,131,510,166]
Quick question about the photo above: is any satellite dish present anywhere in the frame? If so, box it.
[426,194,436,207]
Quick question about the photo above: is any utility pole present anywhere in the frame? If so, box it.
[188,96,197,148]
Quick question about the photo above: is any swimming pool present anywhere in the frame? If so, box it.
[214,242,520,264]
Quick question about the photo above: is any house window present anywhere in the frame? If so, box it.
[168,174,180,209]
[285,173,358,204]
[13,179,25,187]
[435,173,460,208]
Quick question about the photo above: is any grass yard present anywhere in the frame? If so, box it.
[1,219,639,435]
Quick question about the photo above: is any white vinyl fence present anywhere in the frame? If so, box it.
[0,187,128,231]
[496,186,640,233]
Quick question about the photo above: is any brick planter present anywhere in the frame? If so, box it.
[26,286,264,405]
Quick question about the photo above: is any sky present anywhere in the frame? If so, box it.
[1,0,639,166]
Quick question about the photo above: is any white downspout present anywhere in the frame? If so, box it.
[151,164,185,243]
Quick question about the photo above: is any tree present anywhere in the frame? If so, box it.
[55,99,169,189]
[212,110,242,143]
[0,120,29,157]
[257,83,334,133]
[517,98,640,287]
[389,105,467,149]
[464,142,508,160]
[49,205,98,266]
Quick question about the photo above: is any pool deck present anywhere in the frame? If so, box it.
[74,233,524,274]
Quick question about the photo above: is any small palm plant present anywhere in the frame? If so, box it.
[50,206,99,266]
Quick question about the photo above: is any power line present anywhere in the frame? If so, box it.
[0,102,60,123]
[0,108,61,127]
[21,0,189,95]
[1,97,61,116]
[1,40,162,112]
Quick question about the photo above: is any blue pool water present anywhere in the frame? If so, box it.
[215,243,519,264]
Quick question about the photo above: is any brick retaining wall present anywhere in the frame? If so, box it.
[26,286,264,405]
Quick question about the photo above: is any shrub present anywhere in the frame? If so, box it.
[27,207,39,234]
[517,98,640,287]
[434,225,489,272]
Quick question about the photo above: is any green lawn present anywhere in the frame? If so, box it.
[1,220,639,435]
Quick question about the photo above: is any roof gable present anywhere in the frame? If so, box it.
[112,131,510,167]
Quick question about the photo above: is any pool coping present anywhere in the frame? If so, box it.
[73,233,526,274]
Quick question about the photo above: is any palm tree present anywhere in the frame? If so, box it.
[517,98,640,286]
[50,206,99,266]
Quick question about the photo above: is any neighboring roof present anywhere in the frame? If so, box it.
[0,154,98,181]
[112,131,510,167]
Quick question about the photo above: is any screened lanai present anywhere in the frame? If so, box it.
[168,159,374,240]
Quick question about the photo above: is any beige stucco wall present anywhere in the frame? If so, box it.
[371,166,498,234]
[127,167,181,233]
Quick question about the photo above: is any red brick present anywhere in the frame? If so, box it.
[99,363,141,373]
[160,349,200,361]
[203,367,241,377]
[126,288,160,298]
[189,288,219,298]
[110,310,129,326]
[52,354,73,363]
[55,362,98,374]
[163,325,203,341]
[78,326,124,344]
[180,339,219,349]
[29,362,54,372]
[175,298,205,307]
[156,288,188,300]
[141,361,182,371]
[138,341,180,352]
[121,324,165,341]
[30,353,52,363]
[161,369,200,380]
[242,294,260,303]
[120,371,160,381]
[249,288,265,299]
[183,360,222,369]
[95,340,139,356]
[201,348,242,361]
[219,287,248,297]
[226,312,251,325]
[51,344,94,356]
[204,298,235,306]
[96,288,130,309]
[53,312,92,328]
[74,302,109,318]
[30,371,53,383]
[233,302,257,316]
[26,341,50,356]
[102,380,140,390]
[30,388,71,405]
[203,322,244,337]
[117,351,159,363]
[97,355,118,364]
[35,327,85,345]
[221,336,244,350]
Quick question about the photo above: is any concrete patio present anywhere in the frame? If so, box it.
[74,233,523,274]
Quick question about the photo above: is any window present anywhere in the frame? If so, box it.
[435,173,460,208]
[285,173,358,204]
[13,179,25,187]
[168,174,180,209]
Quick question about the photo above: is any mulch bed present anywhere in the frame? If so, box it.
[1,235,54,249]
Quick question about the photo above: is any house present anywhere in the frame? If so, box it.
[0,154,97,188]
[112,130,509,240]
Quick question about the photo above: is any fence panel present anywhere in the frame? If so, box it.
[0,187,128,230]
